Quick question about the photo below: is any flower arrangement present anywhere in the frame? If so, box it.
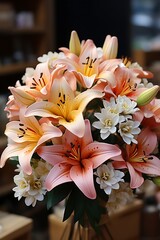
[0,31,160,231]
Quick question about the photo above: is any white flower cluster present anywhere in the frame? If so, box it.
[93,96,141,144]
[13,160,52,207]
[94,162,124,195]
[106,182,135,215]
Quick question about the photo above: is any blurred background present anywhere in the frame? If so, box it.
[0,0,160,239]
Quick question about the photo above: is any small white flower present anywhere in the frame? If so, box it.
[93,110,119,140]
[95,162,124,195]
[21,67,35,84]
[93,98,123,140]
[103,98,122,115]
[106,182,135,215]
[118,120,141,144]
[37,51,57,62]
[138,78,154,88]
[13,162,48,207]
[116,95,139,118]
[13,172,30,200]
[37,51,65,69]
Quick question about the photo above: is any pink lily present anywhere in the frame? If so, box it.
[25,66,104,138]
[37,120,121,199]
[0,109,62,174]
[142,117,160,140]
[4,94,20,121]
[141,99,160,123]
[112,128,160,188]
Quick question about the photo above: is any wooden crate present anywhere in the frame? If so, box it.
[0,211,33,240]
[48,199,143,240]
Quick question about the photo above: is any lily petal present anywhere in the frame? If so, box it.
[37,145,67,165]
[9,87,35,106]
[0,143,34,174]
[132,157,160,176]
[137,128,157,154]
[70,160,96,199]
[82,142,121,168]
[45,164,72,191]
[127,162,144,188]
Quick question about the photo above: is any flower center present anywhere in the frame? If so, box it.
[119,79,137,96]
[66,142,81,162]
[82,56,97,76]
[104,119,112,127]
[131,154,153,163]
[32,179,42,190]
[30,72,46,90]
[101,172,109,181]
[19,180,28,189]
[17,123,41,141]
[128,146,154,163]
[57,92,71,121]
[122,125,130,133]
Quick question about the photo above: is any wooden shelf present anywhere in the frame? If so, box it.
[0,211,33,240]
[0,61,37,75]
[0,26,46,35]
[0,0,55,76]
[131,49,160,67]
[0,0,55,222]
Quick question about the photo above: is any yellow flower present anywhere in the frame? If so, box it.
[25,65,104,138]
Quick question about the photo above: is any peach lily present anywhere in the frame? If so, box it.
[23,61,51,98]
[37,120,121,199]
[8,62,52,109]
[25,66,104,138]
[72,39,99,88]
[0,109,62,174]
[112,128,160,188]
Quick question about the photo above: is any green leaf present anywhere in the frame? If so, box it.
[85,198,106,230]
[63,186,86,223]
[73,188,86,223]
[46,182,73,210]
[63,190,75,221]
[63,185,106,232]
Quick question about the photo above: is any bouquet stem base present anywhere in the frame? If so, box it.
[48,199,143,240]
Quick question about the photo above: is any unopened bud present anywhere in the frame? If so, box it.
[69,30,81,56]
[153,177,160,186]
[102,35,118,59]
[137,85,159,106]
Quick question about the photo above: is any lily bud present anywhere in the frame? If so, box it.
[69,30,81,56]
[137,85,159,106]
[153,177,160,186]
[102,35,118,59]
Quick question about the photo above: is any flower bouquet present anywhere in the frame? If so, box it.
[0,31,160,238]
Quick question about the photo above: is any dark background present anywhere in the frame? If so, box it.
[55,0,131,58]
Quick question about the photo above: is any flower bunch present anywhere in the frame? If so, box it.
[0,31,160,228]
